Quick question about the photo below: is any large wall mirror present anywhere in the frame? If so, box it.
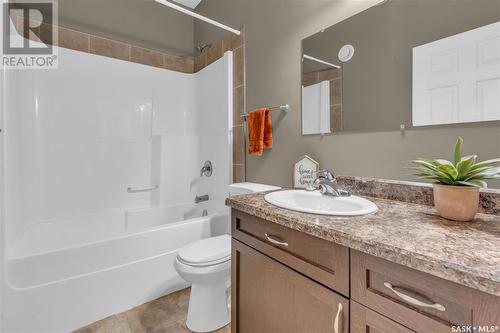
[301,0,500,135]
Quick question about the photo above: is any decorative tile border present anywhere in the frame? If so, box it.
[10,14,194,73]
[336,176,500,216]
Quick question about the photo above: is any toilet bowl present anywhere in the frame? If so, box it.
[174,234,231,332]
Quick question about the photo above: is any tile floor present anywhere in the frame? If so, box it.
[73,288,230,333]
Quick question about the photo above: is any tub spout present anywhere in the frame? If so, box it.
[195,194,209,204]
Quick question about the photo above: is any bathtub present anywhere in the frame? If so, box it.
[3,204,229,333]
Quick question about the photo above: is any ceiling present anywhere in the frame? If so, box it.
[173,0,202,9]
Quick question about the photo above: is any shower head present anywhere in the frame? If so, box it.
[196,43,212,54]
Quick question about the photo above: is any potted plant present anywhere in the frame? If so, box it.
[412,137,500,221]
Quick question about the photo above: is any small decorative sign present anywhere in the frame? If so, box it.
[293,155,319,189]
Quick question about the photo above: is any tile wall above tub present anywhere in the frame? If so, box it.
[9,13,194,73]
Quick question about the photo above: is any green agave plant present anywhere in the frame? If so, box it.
[412,137,500,188]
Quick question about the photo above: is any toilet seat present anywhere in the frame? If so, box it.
[177,234,231,267]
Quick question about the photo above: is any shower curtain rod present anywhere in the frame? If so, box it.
[155,0,241,36]
[303,54,341,69]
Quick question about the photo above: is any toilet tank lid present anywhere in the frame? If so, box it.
[178,234,231,265]
[229,182,281,194]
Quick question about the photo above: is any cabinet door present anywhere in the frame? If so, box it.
[351,301,415,333]
[232,239,349,333]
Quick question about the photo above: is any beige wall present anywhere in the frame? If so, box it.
[195,0,500,188]
[56,0,194,57]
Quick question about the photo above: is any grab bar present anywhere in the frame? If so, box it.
[127,185,159,193]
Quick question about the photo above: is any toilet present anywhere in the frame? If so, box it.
[174,234,231,332]
[174,183,281,332]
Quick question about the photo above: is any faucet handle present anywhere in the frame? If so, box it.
[201,160,213,177]
[317,169,336,180]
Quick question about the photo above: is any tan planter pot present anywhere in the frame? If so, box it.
[433,184,479,222]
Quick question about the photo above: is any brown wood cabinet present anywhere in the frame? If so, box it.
[232,239,348,333]
[231,209,500,333]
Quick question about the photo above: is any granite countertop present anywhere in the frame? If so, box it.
[226,190,500,296]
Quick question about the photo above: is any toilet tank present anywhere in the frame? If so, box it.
[228,182,281,196]
[225,183,281,236]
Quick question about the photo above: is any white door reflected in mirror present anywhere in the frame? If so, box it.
[413,21,500,126]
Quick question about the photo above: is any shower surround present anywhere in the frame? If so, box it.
[1,25,234,332]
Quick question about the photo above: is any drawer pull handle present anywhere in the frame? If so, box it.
[384,282,446,312]
[264,234,288,246]
[333,302,343,333]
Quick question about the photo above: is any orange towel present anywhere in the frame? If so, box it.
[248,108,273,156]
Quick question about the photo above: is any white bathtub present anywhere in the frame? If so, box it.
[3,204,229,333]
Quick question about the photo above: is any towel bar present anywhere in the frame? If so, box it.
[241,104,289,120]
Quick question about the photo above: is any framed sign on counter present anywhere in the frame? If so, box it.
[293,155,319,189]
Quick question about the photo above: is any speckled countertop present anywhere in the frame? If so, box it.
[226,190,500,296]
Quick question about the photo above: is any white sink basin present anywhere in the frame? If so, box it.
[264,190,378,216]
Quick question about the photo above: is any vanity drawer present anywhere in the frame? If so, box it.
[351,300,415,333]
[351,250,500,332]
[231,209,349,296]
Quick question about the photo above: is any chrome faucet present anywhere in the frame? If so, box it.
[306,169,351,197]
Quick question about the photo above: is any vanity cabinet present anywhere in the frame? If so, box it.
[232,239,348,333]
[231,209,500,333]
